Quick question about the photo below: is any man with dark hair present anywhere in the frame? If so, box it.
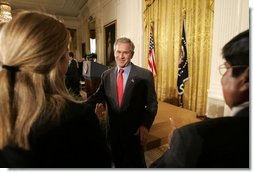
[65,52,80,96]
[150,29,249,168]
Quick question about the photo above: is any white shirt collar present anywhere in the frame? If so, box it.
[117,63,131,73]
[229,101,249,117]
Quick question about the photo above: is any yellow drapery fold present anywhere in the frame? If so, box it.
[144,0,214,115]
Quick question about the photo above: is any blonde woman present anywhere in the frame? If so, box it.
[0,11,111,168]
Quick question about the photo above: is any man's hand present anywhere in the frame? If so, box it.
[95,103,106,121]
[134,126,149,146]
[168,117,177,143]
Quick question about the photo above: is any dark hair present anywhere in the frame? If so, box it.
[222,29,249,77]
[69,52,74,58]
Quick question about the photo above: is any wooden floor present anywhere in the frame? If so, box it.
[144,101,200,166]
[145,144,169,167]
[145,101,200,150]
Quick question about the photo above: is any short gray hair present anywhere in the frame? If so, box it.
[114,37,135,54]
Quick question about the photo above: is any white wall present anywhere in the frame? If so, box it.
[206,0,249,117]
[58,15,82,61]
[115,0,144,66]
[78,0,144,66]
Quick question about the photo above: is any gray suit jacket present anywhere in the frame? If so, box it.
[87,63,158,134]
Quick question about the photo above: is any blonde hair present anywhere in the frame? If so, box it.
[0,11,77,149]
[0,22,5,29]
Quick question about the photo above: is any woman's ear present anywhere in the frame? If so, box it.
[59,52,69,75]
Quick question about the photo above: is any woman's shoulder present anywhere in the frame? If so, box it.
[29,101,111,167]
[30,101,99,137]
[62,101,98,124]
[64,101,91,113]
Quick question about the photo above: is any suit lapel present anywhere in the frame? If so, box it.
[111,67,118,108]
[121,64,137,110]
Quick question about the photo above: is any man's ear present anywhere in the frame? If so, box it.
[131,51,135,59]
[239,67,249,92]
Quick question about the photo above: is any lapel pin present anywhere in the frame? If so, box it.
[131,79,134,83]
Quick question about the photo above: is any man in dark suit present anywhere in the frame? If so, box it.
[150,29,249,168]
[65,52,80,96]
[87,37,158,167]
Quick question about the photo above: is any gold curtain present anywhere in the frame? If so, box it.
[144,0,214,115]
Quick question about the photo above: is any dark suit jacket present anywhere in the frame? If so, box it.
[87,63,158,135]
[65,59,80,95]
[151,106,249,168]
[28,101,111,168]
[0,145,31,168]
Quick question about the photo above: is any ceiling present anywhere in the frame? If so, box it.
[7,0,88,17]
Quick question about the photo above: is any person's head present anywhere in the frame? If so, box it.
[220,29,249,108]
[114,37,135,68]
[69,51,74,59]
[0,11,71,149]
